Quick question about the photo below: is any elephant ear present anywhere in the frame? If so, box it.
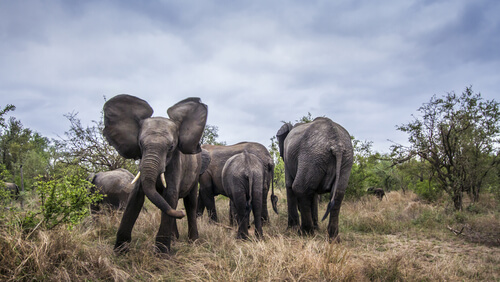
[200,149,211,175]
[103,94,153,159]
[167,97,208,154]
[276,122,293,158]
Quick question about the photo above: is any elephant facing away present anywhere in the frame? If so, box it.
[197,142,278,224]
[88,168,135,212]
[222,151,266,239]
[277,117,353,240]
[1,182,19,200]
[367,187,387,200]
[103,94,208,253]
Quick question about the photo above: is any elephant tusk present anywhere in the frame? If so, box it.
[131,171,141,184]
[161,173,167,188]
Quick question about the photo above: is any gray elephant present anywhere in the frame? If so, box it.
[1,182,19,200]
[276,117,353,240]
[367,187,387,200]
[103,94,208,253]
[197,142,278,224]
[88,168,135,212]
[222,151,266,239]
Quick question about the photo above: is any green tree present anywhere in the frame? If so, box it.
[200,124,226,145]
[392,87,500,210]
[0,107,51,190]
[55,112,137,173]
[269,136,285,189]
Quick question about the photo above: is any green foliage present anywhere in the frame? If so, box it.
[392,86,500,210]
[411,179,442,202]
[0,104,16,128]
[55,112,137,173]
[201,124,226,145]
[269,136,285,189]
[23,169,102,230]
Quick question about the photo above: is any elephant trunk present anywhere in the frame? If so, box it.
[140,154,185,219]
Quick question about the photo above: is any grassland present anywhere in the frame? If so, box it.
[1,190,499,281]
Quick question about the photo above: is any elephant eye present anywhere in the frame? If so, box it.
[169,145,174,152]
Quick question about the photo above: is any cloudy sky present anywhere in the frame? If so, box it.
[1,0,499,153]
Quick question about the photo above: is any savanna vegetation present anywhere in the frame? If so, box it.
[1,87,499,281]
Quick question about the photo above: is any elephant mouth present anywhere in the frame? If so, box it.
[131,171,167,188]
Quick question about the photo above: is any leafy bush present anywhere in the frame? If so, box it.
[22,170,102,230]
[412,179,442,202]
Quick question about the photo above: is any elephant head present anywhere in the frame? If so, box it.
[103,94,207,219]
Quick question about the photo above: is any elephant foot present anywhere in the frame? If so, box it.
[329,235,341,244]
[114,241,130,254]
[236,233,249,240]
[298,228,315,236]
[154,241,171,254]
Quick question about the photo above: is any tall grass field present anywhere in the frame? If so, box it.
[1,190,499,281]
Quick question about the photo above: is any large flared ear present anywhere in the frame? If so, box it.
[103,94,153,159]
[167,97,208,154]
[276,122,293,158]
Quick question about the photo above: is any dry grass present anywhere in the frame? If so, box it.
[1,190,499,281]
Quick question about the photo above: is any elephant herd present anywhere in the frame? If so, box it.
[89,94,355,254]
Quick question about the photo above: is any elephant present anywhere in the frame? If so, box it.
[103,94,208,253]
[222,151,266,239]
[276,117,353,241]
[367,187,387,200]
[1,182,19,200]
[197,142,278,224]
[87,168,135,212]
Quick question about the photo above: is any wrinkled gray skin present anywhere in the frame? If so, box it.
[222,151,265,239]
[367,187,387,200]
[197,142,277,224]
[88,168,135,212]
[277,117,353,240]
[1,182,19,199]
[103,94,208,253]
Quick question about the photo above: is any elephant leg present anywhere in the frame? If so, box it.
[261,183,270,224]
[199,184,218,222]
[183,188,199,242]
[155,191,180,253]
[114,185,145,253]
[196,189,205,217]
[297,194,314,235]
[229,200,237,226]
[312,194,319,230]
[286,186,299,228]
[252,196,263,239]
[232,194,249,239]
[327,192,345,242]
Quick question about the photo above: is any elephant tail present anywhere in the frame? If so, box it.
[246,171,253,218]
[244,150,253,218]
[270,162,278,214]
[322,148,343,221]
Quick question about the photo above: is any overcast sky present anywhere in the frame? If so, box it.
[1,0,499,153]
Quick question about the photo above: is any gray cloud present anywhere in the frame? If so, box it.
[1,0,499,153]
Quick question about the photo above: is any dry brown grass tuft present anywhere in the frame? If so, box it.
[1,190,499,281]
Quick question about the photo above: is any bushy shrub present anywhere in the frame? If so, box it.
[22,170,102,230]
[412,179,442,202]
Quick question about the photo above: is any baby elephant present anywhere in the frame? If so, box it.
[367,187,387,200]
[222,151,265,239]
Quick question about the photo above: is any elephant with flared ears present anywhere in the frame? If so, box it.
[276,117,353,241]
[103,94,208,253]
